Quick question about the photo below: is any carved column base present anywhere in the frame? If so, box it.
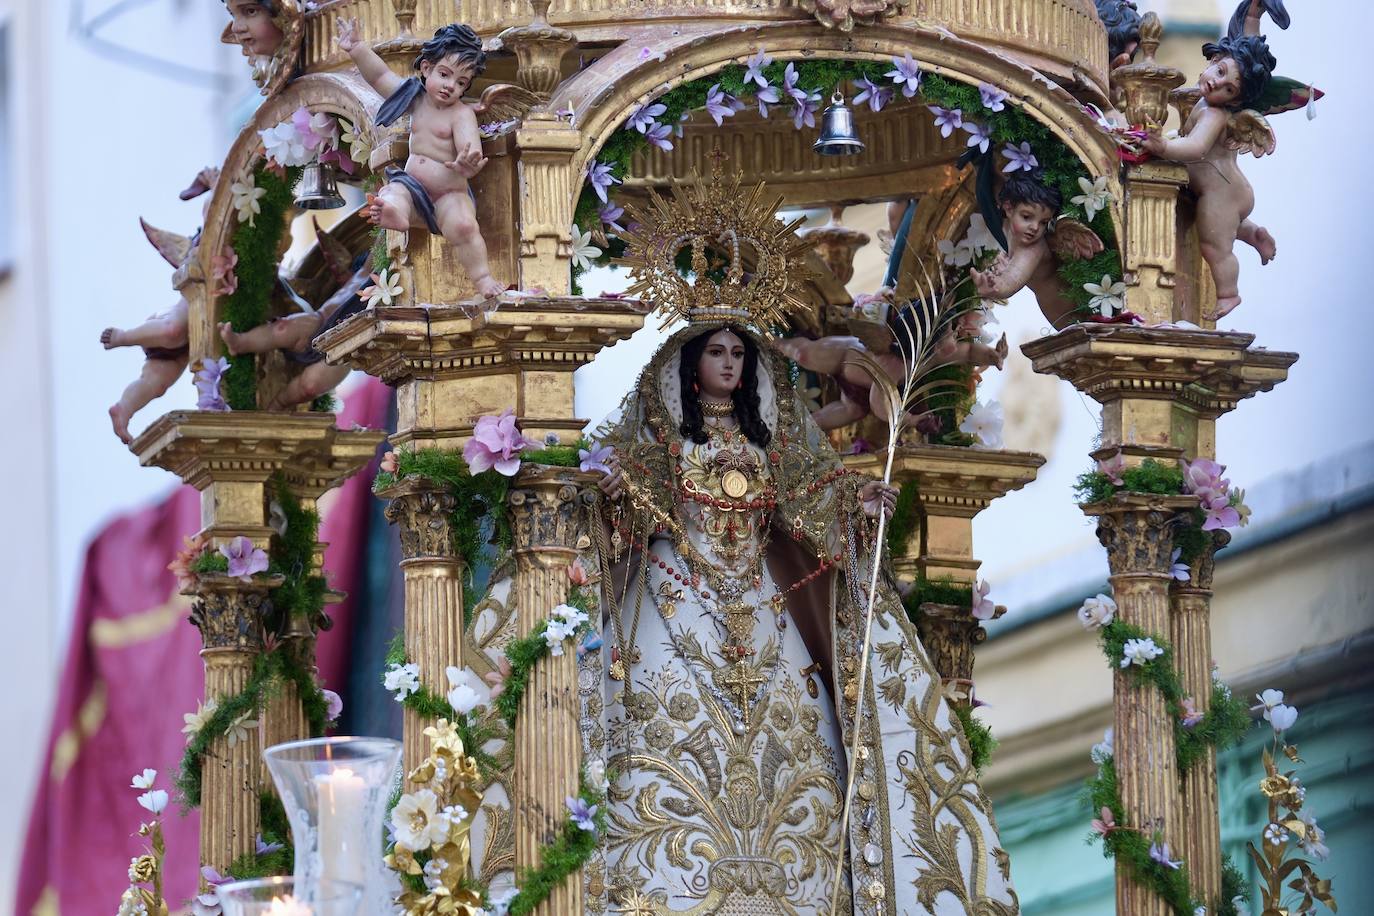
[191,574,279,878]
[915,601,1005,710]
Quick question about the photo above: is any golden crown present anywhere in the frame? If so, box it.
[616,149,813,330]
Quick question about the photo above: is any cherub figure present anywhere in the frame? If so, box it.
[102,168,219,444]
[1140,0,1311,319]
[336,19,505,299]
[218,219,373,409]
[774,298,1004,432]
[221,1,303,97]
[222,0,284,58]
[968,171,1105,328]
[1096,0,1143,69]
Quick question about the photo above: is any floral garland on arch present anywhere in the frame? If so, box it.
[570,52,1123,319]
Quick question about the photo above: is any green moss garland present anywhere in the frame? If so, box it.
[885,481,919,555]
[900,577,976,622]
[227,793,293,880]
[506,774,609,916]
[220,164,300,409]
[190,551,229,576]
[952,705,997,775]
[1074,458,1186,505]
[269,476,327,621]
[493,585,593,728]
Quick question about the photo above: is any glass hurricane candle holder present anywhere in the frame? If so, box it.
[217,876,362,916]
[263,737,402,916]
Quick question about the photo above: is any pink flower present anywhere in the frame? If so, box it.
[168,534,209,591]
[1200,493,1241,530]
[1097,452,1126,486]
[567,559,590,587]
[1181,457,1229,503]
[483,656,513,699]
[379,450,399,474]
[972,580,996,620]
[1091,806,1117,836]
[1179,696,1204,728]
[322,689,343,722]
[463,409,531,476]
[220,536,269,581]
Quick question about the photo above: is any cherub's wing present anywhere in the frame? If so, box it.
[1225,110,1277,158]
[312,217,354,286]
[1254,76,1323,117]
[140,218,193,268]
[473,84,541,126]
[1048,218,1104,261]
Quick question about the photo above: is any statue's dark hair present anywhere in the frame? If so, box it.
[998,170,1063,216]
[1096,0,1142,64]
[678,326,771,448]
[1201,34,1276,111]
[414,24,487,77]
[222,0,278,13]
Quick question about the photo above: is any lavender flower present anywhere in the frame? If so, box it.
[221,536,269,581]
[854,75,892,113]
[979,82,1009,112]
[579,445,615,475]
[322,688,343,722]
[963,120,993,154]
[598,202,626,234]
[743,49,771,88]
[194,357,230,412]
[753,84,781,117]
[1149,840,1182,870]
[1169,548,1191,582]
[792,94,821,130]
[628,102,666,134]
[928,105,963,138]
[255,834,285,856]
[645,121,674,152]
[586,160,620,203]
[1001,141,1039,172]
[705,84,743,127]
[567,796,599,833]
[885,52,923,98]
[781,63,809,105]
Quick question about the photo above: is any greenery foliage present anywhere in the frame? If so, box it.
[268,476,327,621]
[885,481,919,555]
[493,585,593,728]
[953,705,997,775]
[219,165,300,409]
[900,577,975,623]
[506,774,608,916]
[190,551,229,575]
[1074,458,1186,504]
[227,793,293,880]
[381,635,501,779]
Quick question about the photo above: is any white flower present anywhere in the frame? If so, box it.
[361,268,404,307]
[964,213,1002,253]
[384,662,421,702]
[225,711,258,748]
[544,618,574,656]
[1071,175,1113,222]
[137,789,169,815]
[585,757,609,792]
[959,400,1004,449]
[1195,908,1207,916]
[182,698,218,744]
[570,224,602,271]
[1254,688,1284,712]
[230,177,267,227]
[1084,274,1127,318]
[118,887,150,916]
[259,120,310,167]
[391,788,450,851]
[1263,821,1288,846]
[1077,593,1117,631]
[1120,637,1163,668]
[937,237,975,267]
[1297,811,1329,861]
[1290,776,1307,804]
[444,666,492,716]
[341,119,371,164]
[1230,896,1249,916]
[1268,703,1299,733]
[551,603,589,629]
[308,111,339,150]
[1090,727,1114,765]
[131,769,158,790]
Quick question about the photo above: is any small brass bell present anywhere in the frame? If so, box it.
[813,90,865,156]
[294,162,346,210]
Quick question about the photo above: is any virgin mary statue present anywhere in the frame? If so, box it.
[569,168,1019,916]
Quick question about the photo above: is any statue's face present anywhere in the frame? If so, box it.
[420,55,475,107]
[696,329,746,400]
[226,0,283,56]
[1200,55,1243,107]
[1003,201,1053,248]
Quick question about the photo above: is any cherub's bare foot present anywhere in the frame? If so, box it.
[101,328,124,349]
[1249,227,1277,265]
[365,192,409,231]
[475,277,506,299]
[109,404,133,445]
[1207,295,1242,321]
[218,321,245,356]
[993,333,1008,370]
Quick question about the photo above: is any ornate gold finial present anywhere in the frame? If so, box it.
[1114,11,1185,127]
[617,146,813,330]
[394,0,418,34]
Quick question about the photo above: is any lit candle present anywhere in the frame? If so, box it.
[266,895,313,916]
[314,767,368,888]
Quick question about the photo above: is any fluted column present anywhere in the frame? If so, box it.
[1170,529,1230,902]
[191,575,276,878]
[1087,495,1195,916]
[261,612,316,753]
[508,466,590,916]
[380,477,464,778]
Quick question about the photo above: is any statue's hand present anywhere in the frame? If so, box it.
[445,144,488,179]
[335,17,362,52]
[597,454,624,502]
[860,481,898,519]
